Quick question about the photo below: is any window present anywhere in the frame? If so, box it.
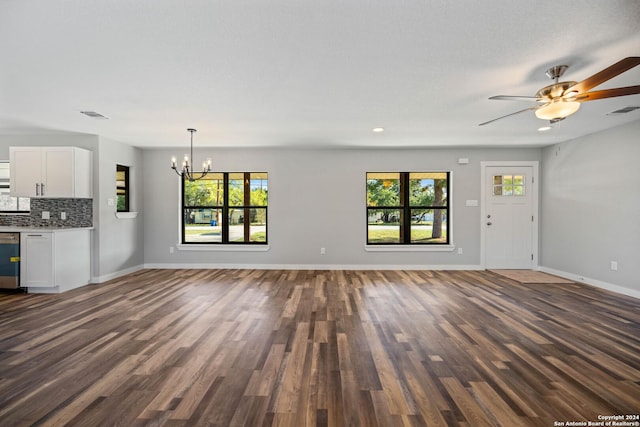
[492,174,525,196]
[366,172,449,244]
[116,165,130,212]
[182,172,268,244]
[0,162,30,213]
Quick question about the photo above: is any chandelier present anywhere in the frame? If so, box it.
[170,128,211,181]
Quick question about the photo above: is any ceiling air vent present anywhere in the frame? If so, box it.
[80,111,108,119]
[605,106,640,116]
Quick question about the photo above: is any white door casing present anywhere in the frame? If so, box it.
[481,162,538,269]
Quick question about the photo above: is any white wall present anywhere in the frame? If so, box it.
[143,146,541,268]
[93,136,144,280]
[540,119,640,296]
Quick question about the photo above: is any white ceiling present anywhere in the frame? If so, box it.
[1,0,639,149]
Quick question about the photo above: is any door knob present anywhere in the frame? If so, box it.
[487,222,492,226]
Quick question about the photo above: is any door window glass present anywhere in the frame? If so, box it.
[493,175,525,196]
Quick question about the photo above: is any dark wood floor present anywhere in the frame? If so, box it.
[0,269,638,426]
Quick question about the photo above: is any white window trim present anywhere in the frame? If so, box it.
[115,212,138,219]
[365,244,455,252]
[177,244,270,252]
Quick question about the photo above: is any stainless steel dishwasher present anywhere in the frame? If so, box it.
[0,232,20,289]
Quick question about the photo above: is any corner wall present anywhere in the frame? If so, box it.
[540,119,640,297]
[93,136,144,281]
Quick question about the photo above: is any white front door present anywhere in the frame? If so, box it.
[484,165,534,269]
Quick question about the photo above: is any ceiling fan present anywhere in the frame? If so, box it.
[479,57,640,126]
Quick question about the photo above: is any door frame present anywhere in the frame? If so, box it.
[480,161,539,270]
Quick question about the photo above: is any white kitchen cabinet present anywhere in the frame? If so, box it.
[10,147,92,198]
[20,229,91,292]
[20,232,54,287]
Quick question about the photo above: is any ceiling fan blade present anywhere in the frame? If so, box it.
[575,85,640,102]
[489,95,544,102]
[567,57,640,94]
[478,106,539,126]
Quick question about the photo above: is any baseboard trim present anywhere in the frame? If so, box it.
[91,264,145,284]
[538,266,640,300]
[143,263,484,271]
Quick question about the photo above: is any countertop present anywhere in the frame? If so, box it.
[0,226,94,233]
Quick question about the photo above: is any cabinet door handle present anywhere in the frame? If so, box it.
[36,183,40,196]
[41,183,45,196]
[27,234,43,237]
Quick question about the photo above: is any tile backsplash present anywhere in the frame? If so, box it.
[0,198,93,227]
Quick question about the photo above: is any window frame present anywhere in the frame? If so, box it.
[181,172,268,245]
[366,171,450,246]
[116,164,130,213]
[0,161,30,214]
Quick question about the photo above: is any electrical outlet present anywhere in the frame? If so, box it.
[457,247,463,255]
[169,246,174,254]
[60,212,67,220]
[42,211,50,219]
[320,247,326,255]
[610,261,618,271]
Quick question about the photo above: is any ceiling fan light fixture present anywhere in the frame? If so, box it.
[563,90,579,99]
[535,100,581,120]
[481,57,640,126]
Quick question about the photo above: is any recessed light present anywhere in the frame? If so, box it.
[372,127,385,133]
[80,111,108,119]
[538,126,551,132]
